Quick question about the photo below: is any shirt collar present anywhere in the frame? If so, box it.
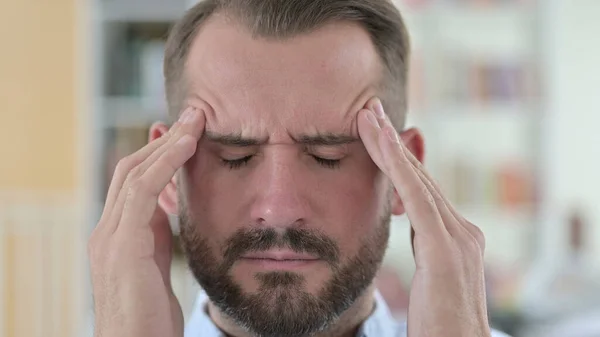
[357,289,403,337]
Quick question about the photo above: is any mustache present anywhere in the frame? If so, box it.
[222,227,340,268]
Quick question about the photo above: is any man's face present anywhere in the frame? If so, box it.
[175,15,392,336]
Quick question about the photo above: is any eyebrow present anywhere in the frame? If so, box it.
[204,131,267,146]
[204,131,358,147]
[295,133,359,146]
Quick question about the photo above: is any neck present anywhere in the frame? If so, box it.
[208,284,377,337]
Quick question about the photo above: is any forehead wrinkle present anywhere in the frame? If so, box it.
[340,82,380,122]
[186,19,382,147]
[353,89,375,115]
[192,84,365,145]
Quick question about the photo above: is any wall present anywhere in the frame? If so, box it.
[0,0,87,336]
[538,0,600,271]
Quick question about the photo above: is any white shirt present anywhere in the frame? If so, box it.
[184,289,512,337]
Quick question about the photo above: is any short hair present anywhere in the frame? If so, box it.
[164,0,411,129]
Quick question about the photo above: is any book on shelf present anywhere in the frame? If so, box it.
[441,156,536,214]
[439,54,537,107]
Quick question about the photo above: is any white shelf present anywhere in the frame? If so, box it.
[407,104,538,165]
[401,3,536,58]
[420,101,535,115]
[102,96,169,128]
[101,0,190,22]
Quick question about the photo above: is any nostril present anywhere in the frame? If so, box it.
[253,218,306,229]
[292,218,306,228]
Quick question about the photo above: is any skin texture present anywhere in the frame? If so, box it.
[88,16,490,337]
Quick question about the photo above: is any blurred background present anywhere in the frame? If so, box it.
[1,0,600,336]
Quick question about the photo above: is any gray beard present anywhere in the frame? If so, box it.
[177,207,391,337]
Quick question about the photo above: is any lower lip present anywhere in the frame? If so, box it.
[240,258,320,270]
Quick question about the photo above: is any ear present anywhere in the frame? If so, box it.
[149,122,179,216]
[390,127,425,216]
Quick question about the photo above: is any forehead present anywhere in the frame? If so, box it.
[186,14,383,141]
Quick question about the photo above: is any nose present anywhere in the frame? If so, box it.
[249,150,309,230]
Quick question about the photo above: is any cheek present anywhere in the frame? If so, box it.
[311,160,386,255]
[181,149,245,242]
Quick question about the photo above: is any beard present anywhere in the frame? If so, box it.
[178,205,391,337]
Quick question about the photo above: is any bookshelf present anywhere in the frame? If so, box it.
[90,0,546,325]
[389,0,544,320]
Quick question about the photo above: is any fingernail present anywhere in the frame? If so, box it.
[179,108,196,123]
[179,108,191,123]
[386,126,399,143]
[373,98,385,118]
[367,111,380,129]
[176,134,193,146]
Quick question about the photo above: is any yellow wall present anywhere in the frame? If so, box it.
[0,1,77,190]
[0,0,84,336]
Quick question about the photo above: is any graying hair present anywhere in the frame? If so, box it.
[164,0,411,129]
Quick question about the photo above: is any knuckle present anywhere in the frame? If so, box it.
[412,158,424,171]
[387,152,408,172]
[471,225,486,250]
[431,189,444,204]
[128,177,153,198]
[105,245,122,269]
[395,149,411,165]
[461,224,485,254]
[115,156,136,175]
[424,189,437,207]
[462,236,479,255]
[128,164,145,180]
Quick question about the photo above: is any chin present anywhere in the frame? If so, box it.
[194,257,377,337]
[232,260,332,294]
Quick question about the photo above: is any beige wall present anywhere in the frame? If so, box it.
[0,0,85,336]
[0,0,77,190]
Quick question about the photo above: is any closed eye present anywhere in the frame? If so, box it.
[222,155,253,169]
[312,156,341,169]
[221,155,342,170]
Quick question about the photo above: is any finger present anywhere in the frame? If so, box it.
[359,97,446,237]
[367,97,389,130]
[116,134,198,237]
[402,144,459,221]
[135,108,204,177]
[357,109,385,169]
[115,110,205,234]
[358,97,405,173]
[378,122,446,237]
[412,167,462,237]
[107,109,205,236]
[97,107,189,234]
[97,119,183,230]
[402,144,484,250]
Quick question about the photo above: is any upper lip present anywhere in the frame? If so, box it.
[242,250,319,261]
